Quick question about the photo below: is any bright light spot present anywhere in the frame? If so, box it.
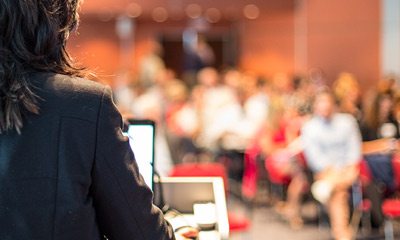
[243,4,260,20]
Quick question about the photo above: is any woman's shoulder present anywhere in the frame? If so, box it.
[41,73,105,96]
[30,73,109,101]
[30,73,110,121]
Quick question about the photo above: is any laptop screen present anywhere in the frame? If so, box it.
[124,119,155,191]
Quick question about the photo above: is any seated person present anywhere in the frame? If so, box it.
[263,94,309,229]
[302,89,362,240]
[360,92,399,228]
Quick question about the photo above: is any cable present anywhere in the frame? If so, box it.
[153,170,171,213]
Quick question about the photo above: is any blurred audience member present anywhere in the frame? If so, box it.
[216,72,271,184]
[302,89,361,240]
[361,93,399,190]
[241,74,270,136]
[193,67,239,152]
[139,39,166,89]
[114,70,140,118]
[333,72,362,121]
[216,72,269,152]
[377,76,397,95]
[183,34,215,89]
[132,69,176,176]
[360,91,398,228]
[272,72,294,97]
[263,92,309,229]
[164,80,199,164]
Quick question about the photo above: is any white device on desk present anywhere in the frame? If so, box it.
[123,119,155,191]
[159,177,230,240]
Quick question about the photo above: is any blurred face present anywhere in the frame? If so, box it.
[345,84,360,103]
[314,93,335,119]
[379,95,393,119]
[198,68,219,87]
[273,73,292,93]
[223,70,241,89]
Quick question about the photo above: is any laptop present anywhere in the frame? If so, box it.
[124,119,156,191]
[159,177,230,240]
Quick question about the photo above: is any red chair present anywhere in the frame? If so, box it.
[169,162,250,234]
[170,162,229,193]
[359,159,373,186]
[381,155,400,240]
[355,160,373,233]
[241,144,261,200]
[392,154,400,190]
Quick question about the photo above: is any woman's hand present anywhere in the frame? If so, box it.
[175,226,199,240]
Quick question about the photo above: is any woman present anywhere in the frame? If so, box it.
[333,72,362,121]
[361,91,398,228]
[259,93,308,229]
[0,1,182,239]
[362,92,397,189]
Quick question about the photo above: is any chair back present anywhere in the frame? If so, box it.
[392,154,400,190]
[170,162,229,191]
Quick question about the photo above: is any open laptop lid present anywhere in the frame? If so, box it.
[124,119,156,191]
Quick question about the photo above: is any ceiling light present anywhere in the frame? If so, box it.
[127,3,142,18]
[152,7,168,23]
[243,4,260,20]
[186,4,202,19]
[205,8,221,23]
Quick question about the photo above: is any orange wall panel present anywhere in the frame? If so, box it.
[240,11,295,78]
[67,20,120,85]
[306,0,380,88]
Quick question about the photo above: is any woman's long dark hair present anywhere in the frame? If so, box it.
[0,0,83,133]
[364,92,394,132]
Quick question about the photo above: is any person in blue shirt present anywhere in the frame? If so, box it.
[302,88,362,240]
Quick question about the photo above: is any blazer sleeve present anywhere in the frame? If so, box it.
[91,86,175,240]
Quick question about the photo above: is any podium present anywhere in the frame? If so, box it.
[159,177,229,240]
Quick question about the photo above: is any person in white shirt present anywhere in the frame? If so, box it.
[302,89,362,240]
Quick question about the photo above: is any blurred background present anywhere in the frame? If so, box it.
[68,0,400,239]
[68,0,387,88]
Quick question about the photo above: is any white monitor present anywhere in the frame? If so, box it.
[124,119,155,191]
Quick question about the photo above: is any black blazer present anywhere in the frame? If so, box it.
[0,73,175,240]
